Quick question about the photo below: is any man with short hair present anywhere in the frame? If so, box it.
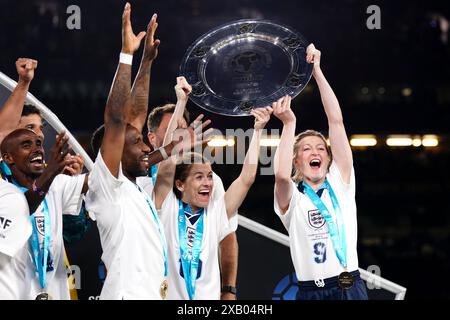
[18,104,45,140]
[84,3,175,299]
[13,104,90,242]
[147,103,190,151]
[0,101,90,300]
[1,128,87,299]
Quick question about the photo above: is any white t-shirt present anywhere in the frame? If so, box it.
[85,152,166,300]
[274,161,359,282]
[159,174,238,300]
[22,174,85,300]
[0,180,31,299]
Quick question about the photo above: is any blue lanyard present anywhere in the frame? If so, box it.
[0,160,12,179]
[30,200,51,289]
[134,183,168,277]
[12,179,51,289]
[150,164,157,186]
[178,200,204,300]
[302,179,348,269]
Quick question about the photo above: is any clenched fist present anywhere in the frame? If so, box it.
[16,58,38,83]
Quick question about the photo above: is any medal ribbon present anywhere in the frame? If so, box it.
[134,184,168,277]
[178,200,204,300]
[302,179,348,269]
[12,179,51,289]
[150,164,158,186]
[0,160,12,180]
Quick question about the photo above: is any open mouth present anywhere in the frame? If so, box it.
[140,155,150,167]
[309,159,321,169]
[29,154,44,169]
[198,189,211,200]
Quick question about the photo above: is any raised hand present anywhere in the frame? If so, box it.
[272,95,295,125]
[251,106,273,130]
[16,58,38,84]
[306,43,321,72]
[174,76,192,102]
[63,153,84,176]
[172,114,212,156]
[121,2,146,54]
[189,114,213,148]
[143,13,160,61]
[46,133,77,176]
[30,132,78,211]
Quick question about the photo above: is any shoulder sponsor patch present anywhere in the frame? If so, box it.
[307,209,325,229]
[0,216,12,230]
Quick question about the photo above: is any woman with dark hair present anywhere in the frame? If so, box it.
[154,91,272,299]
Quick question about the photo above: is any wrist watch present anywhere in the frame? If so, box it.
[221,285,237,295]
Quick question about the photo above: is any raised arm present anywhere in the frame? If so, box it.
[307,44,353,183]
[101,2,145,177]
[224,107,272,218]
[153,77,192,209]
[162,77,192,147]
[129,13,160,131]
[0,58,38,143]
[273,95,296,214]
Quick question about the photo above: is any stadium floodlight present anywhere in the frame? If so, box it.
[422,135,439,147]
[207,136,235,147]
[386,135,413,147]
[350,135,377,147]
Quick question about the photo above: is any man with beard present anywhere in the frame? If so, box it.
[85,3,175,299]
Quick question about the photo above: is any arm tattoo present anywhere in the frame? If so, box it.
[105,63,132,124]
[130,59,152,126]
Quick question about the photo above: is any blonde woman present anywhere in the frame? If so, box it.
[273,44,368,300]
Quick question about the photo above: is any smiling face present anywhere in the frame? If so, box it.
[175,163,214,211]
[293,134,331,185]
[122,125,151,179]
[2,129,45,179]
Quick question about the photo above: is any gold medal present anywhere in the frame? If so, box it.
[338,272,354,289]
[35,292,53,300]
[160,279,168,299]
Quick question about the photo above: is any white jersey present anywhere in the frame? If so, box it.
[274,161,359,282]
[136,175,154,197]
[159,173,238,300]
[85,152,166,300]
[22,174,85,300]
[0,180,31,299]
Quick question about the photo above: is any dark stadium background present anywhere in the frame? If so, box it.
[1,0,449,299]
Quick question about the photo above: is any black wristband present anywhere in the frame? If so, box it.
[221,285,237,295]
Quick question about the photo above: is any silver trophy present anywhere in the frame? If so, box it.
[180,19,313,116]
